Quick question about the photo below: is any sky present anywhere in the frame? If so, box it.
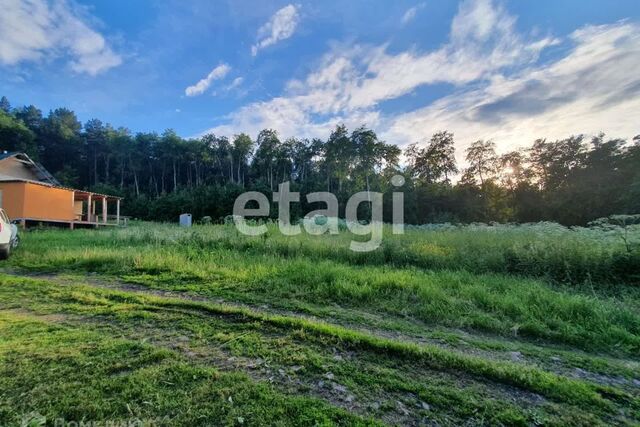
[1,0,639,158]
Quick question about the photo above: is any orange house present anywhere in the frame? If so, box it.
[0,152,123,228]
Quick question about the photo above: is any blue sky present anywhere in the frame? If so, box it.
[1,0,639,156]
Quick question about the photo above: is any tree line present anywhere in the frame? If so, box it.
[1,95,639,225]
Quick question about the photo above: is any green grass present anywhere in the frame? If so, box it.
[11,221,640,286]
[0,312,375,427]
[8,224,640,354]
[1,222,639,426]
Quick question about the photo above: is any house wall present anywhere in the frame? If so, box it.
[22,182,75,221]
[0,157,40,181]
[0,182,26,219]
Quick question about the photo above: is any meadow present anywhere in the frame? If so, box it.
[1,221,639,426]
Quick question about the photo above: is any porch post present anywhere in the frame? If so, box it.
[116,199,121,226]
[87,194,92,223]
[70,191,75,229]
[102,197,107,224]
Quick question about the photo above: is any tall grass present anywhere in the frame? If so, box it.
[17,220,640,285]
[8,222,640,354]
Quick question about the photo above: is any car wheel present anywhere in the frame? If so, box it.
[0,245,9,260]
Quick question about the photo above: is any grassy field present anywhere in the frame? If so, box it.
[1,222,639,426]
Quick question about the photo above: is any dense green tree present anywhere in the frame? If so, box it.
[40,108,83,185]
[0,110,36,156]
[463,140,497,185]
[14,105,43,131]
[0,96,10,113]
[232,133,254,186]
[406,131,457,184]
[0,94,638,225]
[83,118,107,186]
[252,129,281,190]
[323,125,353,193]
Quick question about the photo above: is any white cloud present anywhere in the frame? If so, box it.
[209,98,381,141]
[0,0,122,75]
[251,4,300,56]
[227,77,244,90]
[451,0,503,43]
[205,0,549,138]
[202,0,640,157]
[384,21,640,158]
[212,76,246,97]
[401,3,425,25]
[185,63,231,97]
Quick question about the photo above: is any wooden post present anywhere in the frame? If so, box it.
[71,192,76,228]
[102,197,107,224]
[87,194,92,223]
[116,199,121,226]
[20,219,26,230]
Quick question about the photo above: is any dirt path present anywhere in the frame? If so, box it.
[0,271,554,426]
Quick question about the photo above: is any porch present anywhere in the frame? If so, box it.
[72,190,125,228]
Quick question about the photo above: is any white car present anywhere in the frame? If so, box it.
[0,208,18,259]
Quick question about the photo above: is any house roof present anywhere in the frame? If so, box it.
[0,152,60,185]
[0,151,17,161]
[0,152,122,200]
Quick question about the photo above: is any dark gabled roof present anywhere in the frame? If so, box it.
[0,152,61,186]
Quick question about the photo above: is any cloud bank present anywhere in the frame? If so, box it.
[202,0,640,158]
[0,0,122,75]
[385,21,640,153]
